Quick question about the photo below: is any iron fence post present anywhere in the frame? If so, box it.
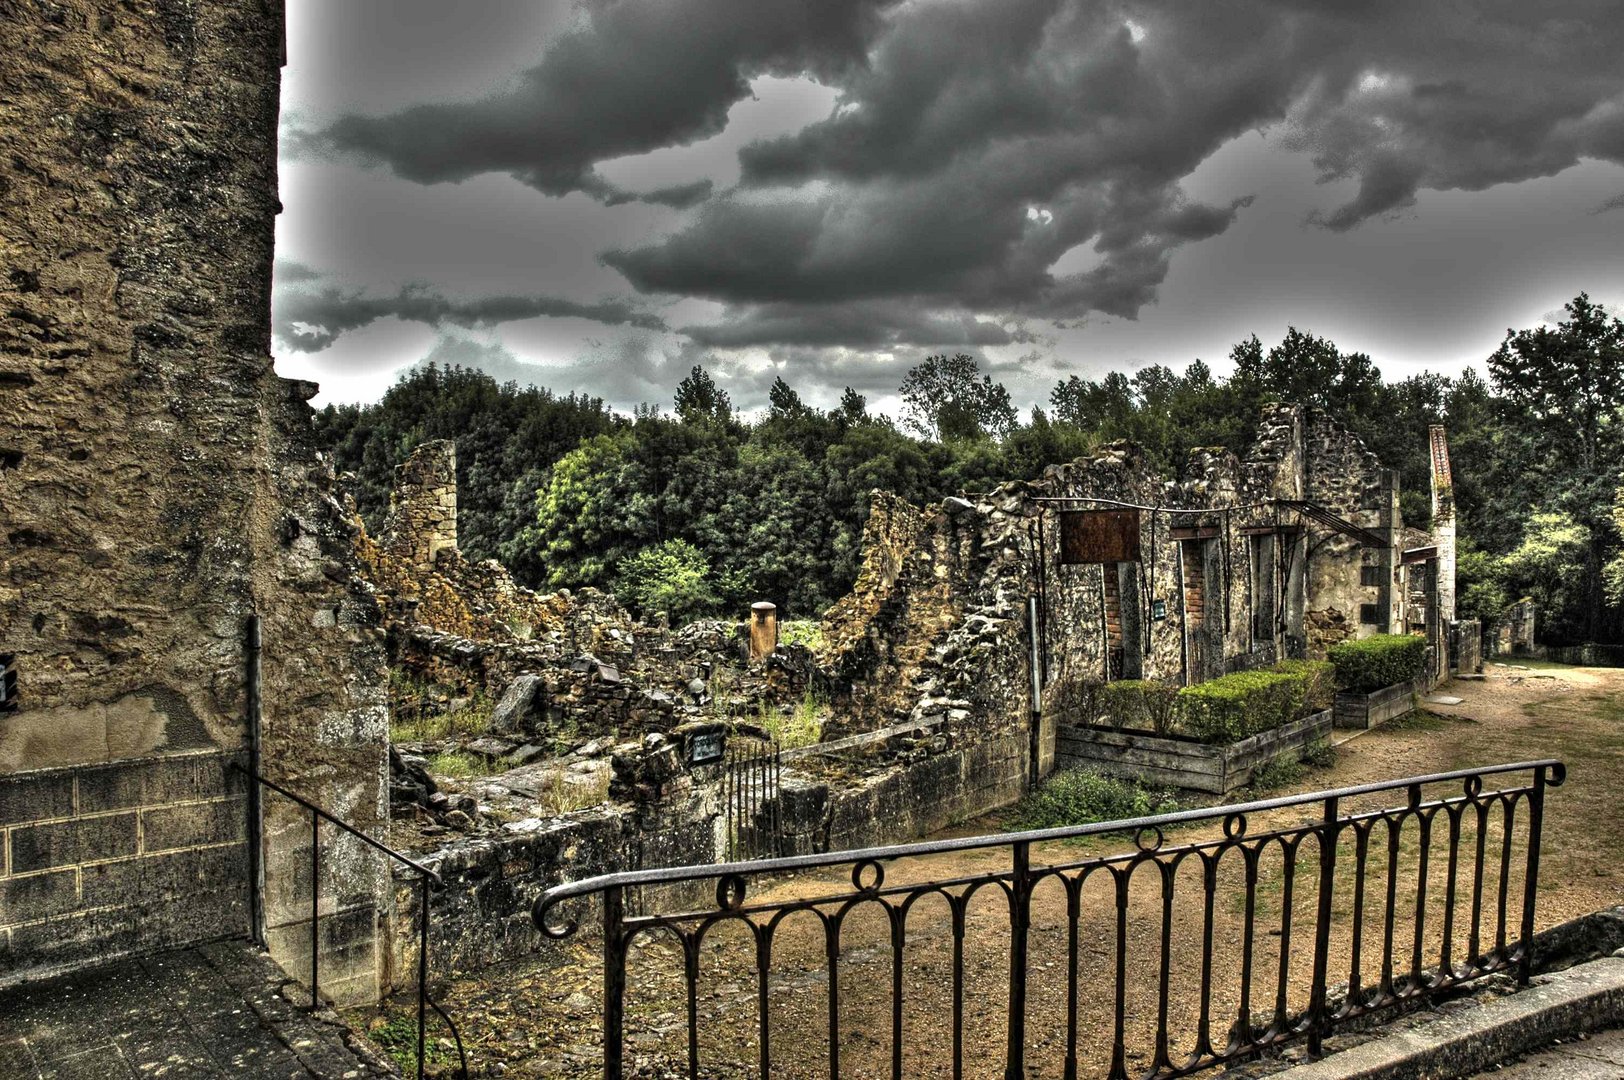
[603,885,626,1080]
[245,613,263,946]
[1518,766,1549,985]
[418,877,430,1080]
[1005,839,1031,1080]
[1308,795,1340,1057]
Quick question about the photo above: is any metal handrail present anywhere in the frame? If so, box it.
[234,763,468,1080]
[535,760,1564,1080]
[536,759,1562,914]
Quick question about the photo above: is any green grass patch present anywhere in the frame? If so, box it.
[366,1013,456,1075]
[389,672,494,743]
[1007,768,1180,832]
[1382,708,1455,733]
[424,750,493,779]
[1301,736,1338,769]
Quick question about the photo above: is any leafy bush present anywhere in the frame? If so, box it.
[779,620,825,651]
[614,539,717,623]
[1008,768,1180,831]
[1327,633,1427,694]
[1098,680,1181,735]
[1273,659,1336,712]
[1176,670,1307,744]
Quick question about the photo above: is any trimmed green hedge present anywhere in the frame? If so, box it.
[1177,670,1308,744]
[1098,679,1181,735]
[1327,634,1427,694]
[1273,659,1336,712]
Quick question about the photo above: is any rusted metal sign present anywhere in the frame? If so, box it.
[1058,509,1141,564]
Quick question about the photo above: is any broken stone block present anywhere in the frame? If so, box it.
[489,673,547,734]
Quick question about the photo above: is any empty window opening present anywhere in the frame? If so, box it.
[1182,541,1207,628]
[1101,563,1143,680]
[1360,603,1381,625]
[1360,560,1382,588]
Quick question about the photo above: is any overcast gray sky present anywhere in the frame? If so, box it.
[273,0,1624,417]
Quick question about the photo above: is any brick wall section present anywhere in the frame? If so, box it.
[0,750,246,985]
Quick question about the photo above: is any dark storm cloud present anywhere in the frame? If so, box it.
[293,0,895,202]
[272,285,667,352]
[286,0,1624,366]
[605,0,1624,345]
[602,179,715,209]
[682,301,1033,348]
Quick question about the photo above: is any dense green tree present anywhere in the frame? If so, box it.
[1488,294,1624,641]
[673,364,734,425]
[615,539,717,622]
[899,353,1018,441]
[317,304,1624,642]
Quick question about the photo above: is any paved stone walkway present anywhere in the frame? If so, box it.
[0,940,396,1078]
[1470,1026,1624,1078]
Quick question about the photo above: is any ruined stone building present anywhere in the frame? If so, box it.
[2,1,390,1003]
[822,405,1459,775]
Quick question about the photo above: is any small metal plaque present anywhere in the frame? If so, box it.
[1151,599,1167,621]
[688,731,724,765]
[1059,509,1141,565]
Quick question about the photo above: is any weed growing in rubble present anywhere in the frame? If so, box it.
[543,763,612,815]
[366,1013,454,1074]
[756,693,824,748]
[779,620,824,651]
[425,750,492,779]
[389,672,494,743]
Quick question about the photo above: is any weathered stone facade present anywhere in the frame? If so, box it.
[1,0,389,1001]
[819,405,1453,771]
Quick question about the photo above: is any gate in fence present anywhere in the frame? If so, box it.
[535,760,1562,1080]
[724,734,782,861]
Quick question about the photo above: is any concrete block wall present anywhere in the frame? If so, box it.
[0,750,247,985]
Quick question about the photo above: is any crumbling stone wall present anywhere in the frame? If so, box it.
[821,404,1439,764]
[0,0,388,1001]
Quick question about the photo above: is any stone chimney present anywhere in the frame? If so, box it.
[381,440,458,571]
[1429,425,1456,628]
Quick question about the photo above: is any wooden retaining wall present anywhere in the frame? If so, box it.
[1053,709,1333,794]
[1333,681,1418,730]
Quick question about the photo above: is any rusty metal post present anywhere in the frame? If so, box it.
[749,602,778,660]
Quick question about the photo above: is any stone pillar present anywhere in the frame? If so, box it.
[1429,425,1456,682]
[1429,426,1456,627]
[749,602,778,660]
[381,440,458,571]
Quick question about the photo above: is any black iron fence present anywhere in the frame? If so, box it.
[235,764,468,1080]
[724,735,782,861]
[534,760,1562,1080]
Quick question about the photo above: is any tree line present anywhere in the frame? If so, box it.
[314,294,1624,644]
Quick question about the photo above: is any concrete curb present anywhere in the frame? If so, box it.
[1279,955,1624,1079]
